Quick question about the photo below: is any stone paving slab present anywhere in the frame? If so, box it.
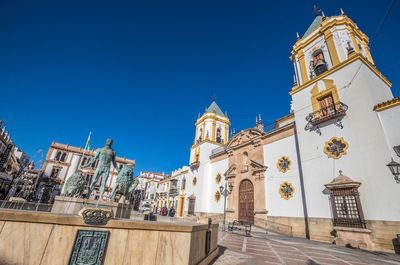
[211,230,400,265]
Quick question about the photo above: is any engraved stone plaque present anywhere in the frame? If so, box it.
[68,230,110,265]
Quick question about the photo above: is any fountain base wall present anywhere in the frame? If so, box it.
[0,209,219,265]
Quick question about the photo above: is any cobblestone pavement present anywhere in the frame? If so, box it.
[212,230,400,265]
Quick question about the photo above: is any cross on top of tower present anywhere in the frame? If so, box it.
[212,94,216,102]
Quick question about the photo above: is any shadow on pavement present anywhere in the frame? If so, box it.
[208,246,227,265]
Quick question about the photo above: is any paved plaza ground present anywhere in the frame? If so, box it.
[211,228,400,265]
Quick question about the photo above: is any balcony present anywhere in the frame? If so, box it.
[305,102,348,133]
[190,161,200,170]
[169,188,178,196]
[157,192,167,197]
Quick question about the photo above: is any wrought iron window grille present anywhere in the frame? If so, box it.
[305,102,348,134]
[330,187,366,229]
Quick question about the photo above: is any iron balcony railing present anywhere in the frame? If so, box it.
[169,188,178,196]
[306,102,348,126]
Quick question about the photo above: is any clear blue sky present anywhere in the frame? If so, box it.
[1,0,399,175]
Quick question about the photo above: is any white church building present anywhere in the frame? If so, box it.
[171,10,400,253]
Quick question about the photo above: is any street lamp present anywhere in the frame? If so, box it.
[220,179,233,231]
[393,145,400,157]
[387,159,400,183]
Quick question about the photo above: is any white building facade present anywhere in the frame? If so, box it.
[169,11,400,253]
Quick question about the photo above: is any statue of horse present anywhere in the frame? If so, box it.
[109,164,138,203]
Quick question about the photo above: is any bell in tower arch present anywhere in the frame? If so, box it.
[312,49,327,76]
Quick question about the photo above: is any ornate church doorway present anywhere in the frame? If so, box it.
[239,179,254,224]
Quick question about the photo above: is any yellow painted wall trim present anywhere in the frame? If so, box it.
[279,182,295,200]
[290,54,391,96]
[292,16,368,56]
[373,97,400,112]
[324,137,349,159]
[195,113,230,126]
[202,122,205,141]
[191,138,225,150]
[224,124,228,145]
[215,173,222,184]
[361,39,374,65]
[323,29,340,66]
[177,194,186,218]
[214,190,222,202]
[298,49,309,83]
[212,120,216,141]
[277,156,292,173]
[194,125,199,144]
[310,79,340,117]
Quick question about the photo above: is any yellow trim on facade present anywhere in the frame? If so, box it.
[194,125,199,144]
[310,79,341,118]
[279,182,295,200]
[324,137,349,159]
[224,124,228,144]
[277,156,292,173]
[177,194,186,218]
[349,29,361,54]
[202,121,205,141]
[323,29,340,66]
[214,190,221,202]
[373,97,400,112]
[191,138,225,150]
[212,120,216,141]
[290,54,391,96]
[291,16,369,57]
[298,49,309,83]
[192,176,197,186]
[362,40,374,65]
[195,113,230,127]
[215,173,222,184]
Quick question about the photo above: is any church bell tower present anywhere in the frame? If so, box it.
[189,100,230,166]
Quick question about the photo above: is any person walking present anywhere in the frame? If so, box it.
[169,206,176,217]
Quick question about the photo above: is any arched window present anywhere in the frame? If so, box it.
[55,151,61,161]
[60,152,66,162]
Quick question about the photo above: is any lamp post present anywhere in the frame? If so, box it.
[220,178,233,231]
[387,159,400,183]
